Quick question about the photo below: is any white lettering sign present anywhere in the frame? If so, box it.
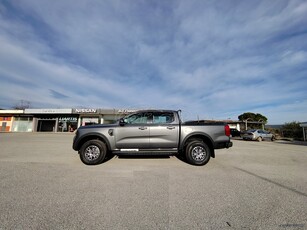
[59,117,78,122]
[25,109,72,114]
[75,109,97,113]
[118,109,137,113]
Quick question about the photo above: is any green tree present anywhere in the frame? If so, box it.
[238,112,268,130]
[238,112,268,123]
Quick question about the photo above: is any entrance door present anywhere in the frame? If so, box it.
[37,120,56,132]
[1,122,7,131]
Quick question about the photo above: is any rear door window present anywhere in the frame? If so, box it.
[152,112,174,124]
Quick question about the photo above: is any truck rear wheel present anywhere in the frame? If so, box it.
[185,140,211,166]
[79,140,106,165]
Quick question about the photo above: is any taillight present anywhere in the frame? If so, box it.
[225,125,231,137]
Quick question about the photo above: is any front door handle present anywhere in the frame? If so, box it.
[167,126,175,130]
[139,127,147,130]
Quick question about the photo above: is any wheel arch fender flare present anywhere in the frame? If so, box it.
[76,133,111,151]
[180,132,215,158]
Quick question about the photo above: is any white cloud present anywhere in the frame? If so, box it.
[0,0,306,123]
[281,50,307,65]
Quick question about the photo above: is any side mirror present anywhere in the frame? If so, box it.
[119,118,126,126]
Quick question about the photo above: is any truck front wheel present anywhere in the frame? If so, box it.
[79,140,106,165]
[185,140,211,166]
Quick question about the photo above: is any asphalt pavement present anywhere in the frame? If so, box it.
[0,133,306,229]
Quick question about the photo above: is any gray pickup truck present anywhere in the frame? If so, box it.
[72,110,232,166]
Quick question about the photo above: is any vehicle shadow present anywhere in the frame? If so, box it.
[116,154,196,164]
[117,154,196,166]
[174,155,191,165]
[117,155,171,159]
[101,153,116,163]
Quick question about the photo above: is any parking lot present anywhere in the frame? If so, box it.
[0,133,306,229]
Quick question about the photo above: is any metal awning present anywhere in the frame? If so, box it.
[300,122,307,127]
[300,122,307,141]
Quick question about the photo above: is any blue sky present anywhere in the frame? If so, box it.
[0,0,307,124]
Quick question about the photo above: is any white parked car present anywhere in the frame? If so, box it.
[242,129,275,141]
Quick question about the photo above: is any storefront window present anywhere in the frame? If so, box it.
[58,117,78,132]
[12,117,33,132]
[81,117,99,126]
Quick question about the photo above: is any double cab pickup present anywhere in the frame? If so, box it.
[72,110,232,166]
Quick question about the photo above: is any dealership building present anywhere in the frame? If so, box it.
[0,108,258,133]
[0,108,136,132]
[2,108,307,140]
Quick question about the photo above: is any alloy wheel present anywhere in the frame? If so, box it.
[84,145,100,161]
[191,146,206,162]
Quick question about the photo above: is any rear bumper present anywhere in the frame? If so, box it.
[215,141,233,149]
[227,141,233,148]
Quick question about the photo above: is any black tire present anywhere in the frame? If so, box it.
[185,140,211,166]
[79,140,107,165]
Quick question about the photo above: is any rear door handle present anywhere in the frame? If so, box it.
[138,127,147,130]
[167,126,175,130]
